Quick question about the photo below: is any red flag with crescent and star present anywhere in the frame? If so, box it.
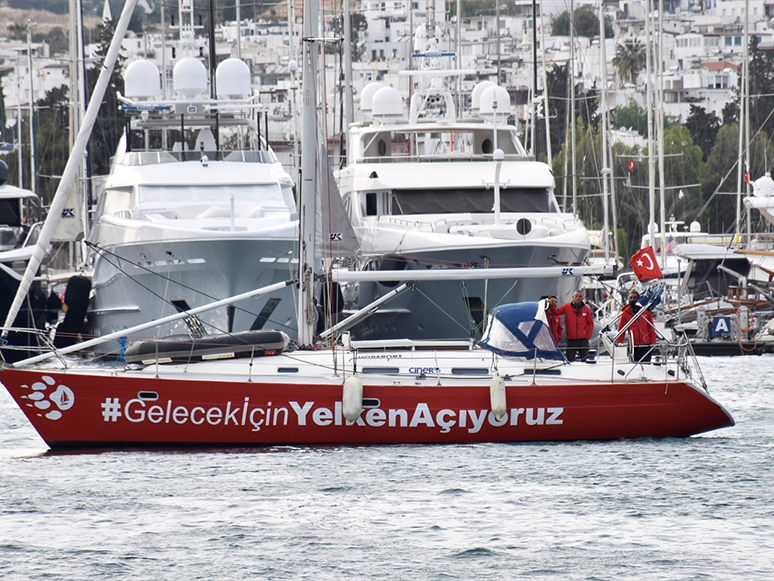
[631,246,663,281]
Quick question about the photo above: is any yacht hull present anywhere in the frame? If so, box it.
[89,237,298,348]
[1,356,734,449]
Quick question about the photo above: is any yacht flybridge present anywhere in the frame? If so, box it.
[336,23,589,341]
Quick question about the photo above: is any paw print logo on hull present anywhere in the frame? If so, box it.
[20,376,75,421]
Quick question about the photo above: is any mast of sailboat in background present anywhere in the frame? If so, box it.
[736,0,751,245]
[235,0,241,60]
[2,0,140,336]
[538,7,551,166]
[598,0,610,264]
[531,0,539,159]
[657,0,666,266]
[343,0,354,147]
[569,0,577,214]
[456,0,461,116]
[26,22,37,196]
[645,0,656,248]
[15,56,23,187]
[81,0,94,231]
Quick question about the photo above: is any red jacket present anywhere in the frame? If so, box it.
[546,306,563,344]
[557,301,594,340]
[616,304,655,345]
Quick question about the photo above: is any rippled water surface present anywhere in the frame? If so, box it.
[2,356,773,580]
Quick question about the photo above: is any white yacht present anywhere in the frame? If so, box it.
[335,25,589,341]
[84,57,298,348]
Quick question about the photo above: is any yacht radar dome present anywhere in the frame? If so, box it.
[690,221,701,233]
[359,82,385,113]
[470,81,496,113]
[124,60,161,99]
[173,57,207,99]
[216,58,251,98]
[371,87,403,124]
[478,86,511,120]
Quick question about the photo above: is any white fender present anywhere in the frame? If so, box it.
[342,376,364,422]
[490,375,507,421]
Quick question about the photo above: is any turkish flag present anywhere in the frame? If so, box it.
[630,246,663,281]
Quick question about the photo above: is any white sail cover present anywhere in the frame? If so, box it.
[315,144,359,259]
[51,184,84,242]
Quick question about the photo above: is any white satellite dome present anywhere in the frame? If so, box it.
[124,60,161,98]
[173,57,207,99]
[478,86,511,119]
[690,221,702,233]
[371,87,403,124]
[359,82,385,113]
[216,58,251,98]
[470,81,495,112]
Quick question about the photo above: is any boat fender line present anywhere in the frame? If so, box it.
[490,374,507,420]
[53,276,92,349]
[342,375,364,422]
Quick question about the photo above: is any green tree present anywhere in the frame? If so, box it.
[551,5,614,38]
[610,99,648,135]
[611,39,646,85]
[33,86,72,203]
[545,63,600,159]
[701,124,740,233]
[685,105,720,162]
[86,18,127,176]
[748,35,774,137]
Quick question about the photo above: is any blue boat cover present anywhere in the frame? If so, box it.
[478,301,565,361]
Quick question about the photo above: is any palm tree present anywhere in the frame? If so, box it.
[612,39,646,85]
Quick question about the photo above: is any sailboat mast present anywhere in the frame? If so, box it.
[297,0,319,346]
[657,0,666,264]
[598,0,609,263]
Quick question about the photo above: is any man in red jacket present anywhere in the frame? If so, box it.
[616,289,656,362]
[557,290,594,361]
[544,295,563,345]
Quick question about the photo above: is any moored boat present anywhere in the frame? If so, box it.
[0,301,734,449]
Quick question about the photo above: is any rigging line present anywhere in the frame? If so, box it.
[413,287,472,334]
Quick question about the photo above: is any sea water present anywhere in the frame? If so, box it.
[1,356,773,580]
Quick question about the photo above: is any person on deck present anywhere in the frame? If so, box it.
[544,295,563,345]
[616,289,656,362]
[557,290,594,361]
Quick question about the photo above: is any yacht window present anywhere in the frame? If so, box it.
[365,193,377,216]
[392,188,551,214]
[100,187,135,217]
[138,184,291,220]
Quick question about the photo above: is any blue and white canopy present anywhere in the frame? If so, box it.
[478,301,565,361]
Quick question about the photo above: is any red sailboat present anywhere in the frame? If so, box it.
[0,0,733,450]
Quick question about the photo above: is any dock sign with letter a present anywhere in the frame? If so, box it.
[712,316,731,335]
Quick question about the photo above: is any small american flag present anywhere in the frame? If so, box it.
[665,235,676,254]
